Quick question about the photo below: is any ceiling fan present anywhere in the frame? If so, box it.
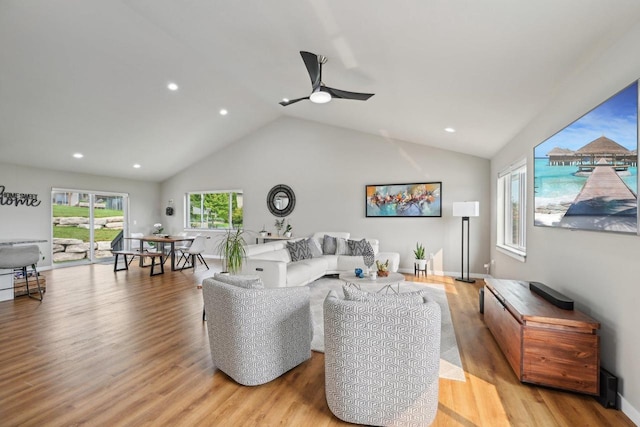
[280,51,374,106]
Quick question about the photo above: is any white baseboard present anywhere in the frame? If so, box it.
[620,393,640,425]
[398,267,488,280]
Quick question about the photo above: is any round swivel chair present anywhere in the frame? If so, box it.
[0,245,44,301]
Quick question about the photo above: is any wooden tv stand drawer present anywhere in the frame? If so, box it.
[484,278,600,395]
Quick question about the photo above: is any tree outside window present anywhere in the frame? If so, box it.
[186,191,243,230]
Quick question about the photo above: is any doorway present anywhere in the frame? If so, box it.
[51,189,129,266]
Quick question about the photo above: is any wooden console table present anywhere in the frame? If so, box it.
[483,278,600,395]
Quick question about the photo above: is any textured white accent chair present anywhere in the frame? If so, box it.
[202,275,312,386]
[323,288,441,426]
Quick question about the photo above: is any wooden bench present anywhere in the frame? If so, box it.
[112,250,165,276]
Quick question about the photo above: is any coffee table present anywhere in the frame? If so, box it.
[338,272,405,295]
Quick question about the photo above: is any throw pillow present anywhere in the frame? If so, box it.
[335,237,349,255]
[322,234,337,255]
[342,284,424,305]
[306,238,323,258]
[214,273,264,289]
[347,239,375,267]
[287,240,312,262]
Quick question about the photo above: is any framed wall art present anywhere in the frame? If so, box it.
[533,80,638,234]
[365,182,442,217]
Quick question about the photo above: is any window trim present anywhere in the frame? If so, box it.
[185,190,243,231]
[496,159,527,261]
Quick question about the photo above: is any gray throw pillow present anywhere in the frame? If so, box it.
[306,238,323,258]
[335,237,349,255]
[347,239,375,267]
[214,273,264,289]
[322,235,337,255]
[347,238,367,255]
[287,240,312,262]
[342,284,424,305]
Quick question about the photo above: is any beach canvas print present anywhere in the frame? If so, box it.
[366,182,441,217]
[534,81,638,234]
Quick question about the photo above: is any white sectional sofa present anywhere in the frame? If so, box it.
[241,232,400,288]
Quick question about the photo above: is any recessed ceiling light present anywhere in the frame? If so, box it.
[73,153,83,159]
[167,82,179,91]
[133,164,141,169]
[219,109,228,116]
[282,98,289,103]
[444,127,456,133]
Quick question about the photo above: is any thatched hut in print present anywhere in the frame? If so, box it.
[547,147,577,165]
[623,149,637,166]
[575,136,633,168]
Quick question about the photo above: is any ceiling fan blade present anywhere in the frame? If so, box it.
[300,51,321,90]
[324,86,374,101]
[279,96,309,106]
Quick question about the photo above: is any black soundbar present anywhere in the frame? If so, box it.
[529,282,574,310]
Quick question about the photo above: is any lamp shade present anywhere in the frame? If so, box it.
[452,201,479,217]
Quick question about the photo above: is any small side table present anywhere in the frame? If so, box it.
[414,262,427,277]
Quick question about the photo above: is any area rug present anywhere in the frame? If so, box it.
[307,278,466,382]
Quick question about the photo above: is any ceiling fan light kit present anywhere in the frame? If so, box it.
[280,51,374,107]
[309,89,331,104]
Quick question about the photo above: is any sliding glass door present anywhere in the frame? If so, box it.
[51,189,129,266]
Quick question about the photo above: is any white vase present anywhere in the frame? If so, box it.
[284,232,292,238]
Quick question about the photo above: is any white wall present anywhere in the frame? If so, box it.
[0,162,161,267]
[161,117,491,276]
[491,22,640,420]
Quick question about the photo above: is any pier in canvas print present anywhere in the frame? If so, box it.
[534,82,638,233]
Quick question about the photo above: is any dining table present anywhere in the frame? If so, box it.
[126,235,195,271]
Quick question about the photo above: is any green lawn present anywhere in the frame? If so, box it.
[53,226,121,242]
[53,205,123,218]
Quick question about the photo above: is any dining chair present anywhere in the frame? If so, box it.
[129,232,153,252]
[173,232,192,259]
[0,245,44,301]
[178,235,209,271]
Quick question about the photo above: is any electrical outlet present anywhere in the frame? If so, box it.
[484,263,490,269]
[491,259,495,265]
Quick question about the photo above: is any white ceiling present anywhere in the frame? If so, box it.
[2,1,640,182]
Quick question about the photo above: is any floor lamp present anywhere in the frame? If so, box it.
[453,201,479,283]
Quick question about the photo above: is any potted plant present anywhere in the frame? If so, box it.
[153,223,164,235]
[259,225,268,237]
[414,242,427,270]
[274,218,285,236]
[216,228,246,274]
[283,221,292,238]
[376,259,390,277]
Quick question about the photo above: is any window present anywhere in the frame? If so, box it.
[186,190,243,230]
[497,160,526,261]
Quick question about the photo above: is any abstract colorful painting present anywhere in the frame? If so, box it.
[366,182,442,217]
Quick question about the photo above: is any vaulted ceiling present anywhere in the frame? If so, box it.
[2,1,640,181]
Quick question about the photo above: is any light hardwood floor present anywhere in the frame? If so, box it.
[0,262,633,426]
